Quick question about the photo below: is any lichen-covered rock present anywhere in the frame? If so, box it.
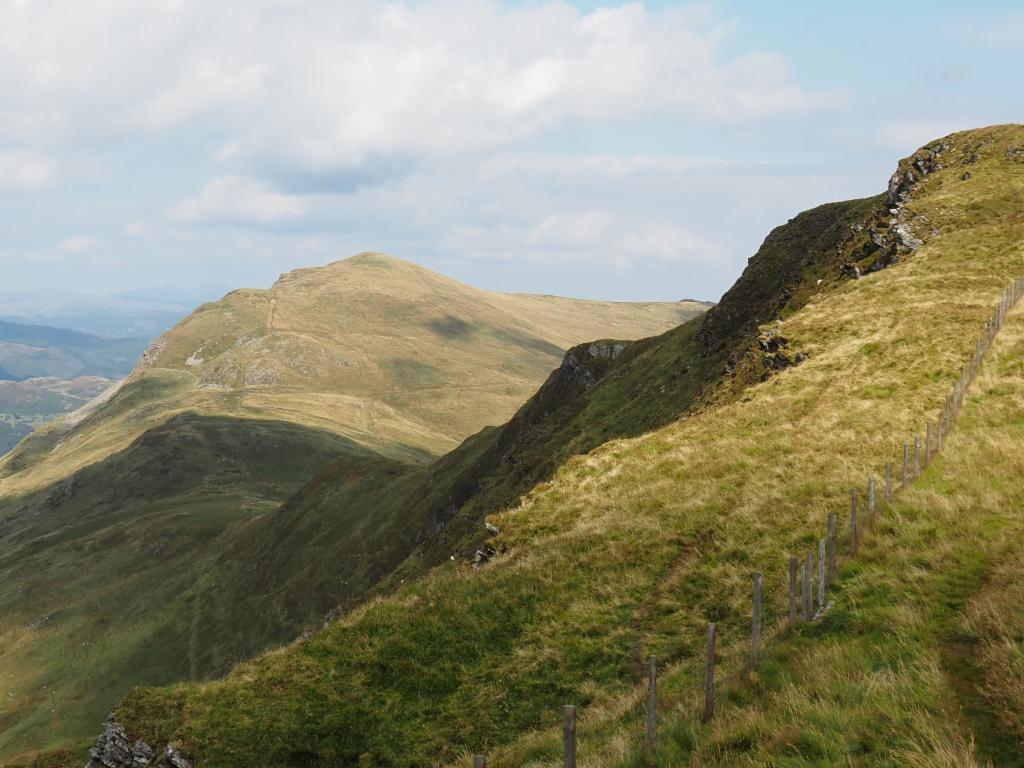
[84,718,191,768]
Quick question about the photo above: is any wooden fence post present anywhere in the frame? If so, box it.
[703,624,716,723]
[788,556,798,623]
[925,423,932,467]
[751,574,762,671]
[803,554,813,619]
[646,655,657,752]
[885,463,892,503]
[913,436,921,478]
[563,705,576,768]
[474,756,486,768]
[902,443,910,488]
[868,477,876,515]
[818,539,826,610]
[827,511,837,584]
[850,488,859,555]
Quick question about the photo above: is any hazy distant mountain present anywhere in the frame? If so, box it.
[0,319,149,456]
[0,284,229,339]
[0,320,149,380]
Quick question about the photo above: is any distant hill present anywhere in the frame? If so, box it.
[0,285,229,340]
[0,254,708,757]
[0,320,148,381]
[0,377,115,455]
[0,321,148,457]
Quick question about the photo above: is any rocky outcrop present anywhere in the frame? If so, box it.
[85,717,191,768]
[556,342,629,392]
[130,337,167,377]
[757,329,806,379]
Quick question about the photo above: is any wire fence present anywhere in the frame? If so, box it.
[469,273,1024,768]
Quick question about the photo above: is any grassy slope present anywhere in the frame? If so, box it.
[0,415,362,757]
[107,125,1024,767]
[622,288,1024,768]
[0,256,703,760]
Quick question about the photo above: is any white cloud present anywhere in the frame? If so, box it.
[527,211,612,249]
[448,209,721,268]
[480,154,731,179]
[0,150,55,190]
[946,12,1024,49]
[124,221,147,237]
[877,118,973,153]
[171,176,306,225]
[0,0,834,188]
[58,235,104,253]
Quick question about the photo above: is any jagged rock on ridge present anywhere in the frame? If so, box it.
[84,718,191,768]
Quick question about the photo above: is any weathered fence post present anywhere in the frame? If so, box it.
[788,556,798,623]
[850,488,859,554]
[913,436,921,478]
[474,755,486,768]
[563,705,576,768]
[827,511,837,584]
[902,443,910,487]
[818,539,826,610]
[803,554,814,619]
[868,477,876,515]
[925,423,932,467]
[751,574,762,671]
[885,463,892,503]
[703,624,716,723]
[646,655,657,752]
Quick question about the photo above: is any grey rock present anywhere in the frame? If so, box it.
[84,718,190,768]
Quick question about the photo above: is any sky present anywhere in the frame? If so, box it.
[0,0,1021,304]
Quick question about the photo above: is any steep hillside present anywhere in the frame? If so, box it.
[0,256,705,760]
[89,125,1024,768]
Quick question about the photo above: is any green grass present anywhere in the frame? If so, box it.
[97,125,1024,767]
[618,315,1024,767]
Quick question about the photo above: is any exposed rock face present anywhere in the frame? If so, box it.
[130,337,168,377]
[557,342,629,392]
[85,718,192,768]
[757,329,806,379]
[869,139,951,264]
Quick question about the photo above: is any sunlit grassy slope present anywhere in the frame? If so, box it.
[0,256,705,761]
[101,125,1024,767]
